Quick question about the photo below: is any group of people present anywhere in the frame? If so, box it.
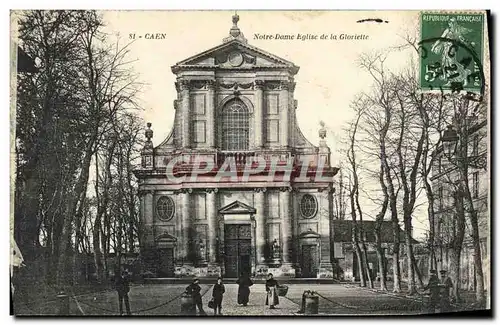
[185,273,280,315]
[424,269,454,313]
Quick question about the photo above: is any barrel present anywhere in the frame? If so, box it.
[180,292,196,315]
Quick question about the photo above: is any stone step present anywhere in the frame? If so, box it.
[145,277,340,285]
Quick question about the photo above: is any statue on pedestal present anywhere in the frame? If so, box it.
[197,240,207,265]
[271,239,281,265]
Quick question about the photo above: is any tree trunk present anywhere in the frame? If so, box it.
[354,241,366,286]
[423,178,437,272]
[450,185,467,303]
[93,218,104,283]
[360,241,374,288]
[56,140,94,287]
[411,253,424,288]
[405,219,417,295]
[375,242,388,291]
[392,226,402,293]
[462,178,486,306]
[448,246,461,302]
[93,150,105,283]
[468,209,486,306]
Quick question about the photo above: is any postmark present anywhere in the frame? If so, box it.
[419,12,485,97]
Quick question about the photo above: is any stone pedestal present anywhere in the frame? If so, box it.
[266,264,296,278]
[318,262,334,278]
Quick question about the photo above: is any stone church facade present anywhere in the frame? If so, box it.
[134,15,339,278]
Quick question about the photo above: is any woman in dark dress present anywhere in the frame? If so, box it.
[236,272,253,306]
[265,273,279,309]
[212,277,225,315]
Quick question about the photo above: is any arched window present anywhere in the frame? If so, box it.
[221,100,249,151]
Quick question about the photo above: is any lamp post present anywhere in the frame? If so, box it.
[442,125,459,161]
[439,110,487,306]
[441,124,486,170]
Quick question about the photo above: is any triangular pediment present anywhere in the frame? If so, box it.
[172,39,299,73]
[219,200,256,215]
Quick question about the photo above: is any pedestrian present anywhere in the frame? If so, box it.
[424,269,440,313]
[114,269,131,316]
[211,277,225,315]
[265,273,279,309]
[236,272,253,306]
[439,270,453,313]
[186,278,206,315]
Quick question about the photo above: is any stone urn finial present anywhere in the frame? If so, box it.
[143,122,154,152]
[145,122,153,141]
[319,121,327,140]
[223,11,248,43]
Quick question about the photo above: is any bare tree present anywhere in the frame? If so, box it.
[358,53,403,293]
[346,105,374,288]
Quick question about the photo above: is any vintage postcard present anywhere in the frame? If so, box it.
[9,10,491,317]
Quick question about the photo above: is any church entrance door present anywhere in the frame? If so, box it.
[157,248,175,277]
[224,224,252,278]
[301,244,318,278]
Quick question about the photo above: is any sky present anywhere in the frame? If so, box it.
[101,10,431,237]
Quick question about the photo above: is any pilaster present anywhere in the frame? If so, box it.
[254,80,264,149]
[280,187,293,264]
[180,80,191,148]
[206,80,216,148]
[280,81,290,148]
[206,189,218,264]
[181,189,192,264]
[254,188,266,265]
[318,187,334,278]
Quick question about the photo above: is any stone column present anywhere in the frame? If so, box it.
[254,80,264,149]
[280,187,292,264]
[280,81,289,148]
[206,80,216,148]
[181,190,192,264]
[207,189,217,264]
[180,80,191,148]
[254,188,266,265]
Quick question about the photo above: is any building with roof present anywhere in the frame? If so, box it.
[331,220,420,282]
[133,14,339,278]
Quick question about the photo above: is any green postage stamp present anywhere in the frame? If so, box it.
[420,12,485,94]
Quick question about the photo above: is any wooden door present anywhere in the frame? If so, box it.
[158,248,175,277]
[224,224,252,277]
[301,245,318,278]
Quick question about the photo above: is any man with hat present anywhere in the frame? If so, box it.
[424,269,440,313]
[114,268,132,315]
[439,270,453,312]
[186,278,206,315]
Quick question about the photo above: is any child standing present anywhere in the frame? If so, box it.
[212,277,225,315]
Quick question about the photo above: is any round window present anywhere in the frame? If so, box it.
[157,196,175,221]
[300,194,318,219]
